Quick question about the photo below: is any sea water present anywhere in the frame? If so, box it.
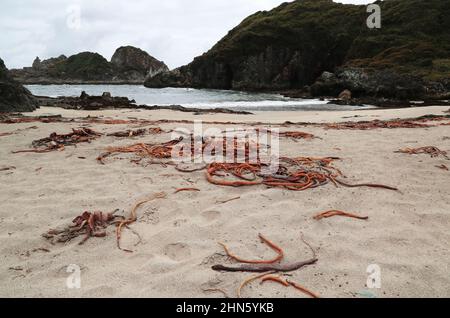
[26,85,373,111]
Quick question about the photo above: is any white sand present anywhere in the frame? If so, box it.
[0,106,449,298]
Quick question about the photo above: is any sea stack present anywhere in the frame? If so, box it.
[111,46,169,81]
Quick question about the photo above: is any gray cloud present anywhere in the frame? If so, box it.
[0,0,373,69]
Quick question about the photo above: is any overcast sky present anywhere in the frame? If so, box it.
[0,0,373,70]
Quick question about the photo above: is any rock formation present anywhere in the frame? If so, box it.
[145,0,450,100]
[111,46,168,81]
[0,57,38,112]
[10,46,168,84]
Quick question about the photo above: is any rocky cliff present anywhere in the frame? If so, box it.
[145,0,450,100]
[0,58,38,112]
[111,46,168,81]
[10,46,168,84]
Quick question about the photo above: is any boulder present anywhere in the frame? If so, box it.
[0,57,38,112]
[311,67,426,100]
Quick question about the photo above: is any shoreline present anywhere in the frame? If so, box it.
[27,105,450,125]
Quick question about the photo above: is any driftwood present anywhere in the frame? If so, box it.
[212,233,318,273]
[213,233,319,298]
[212,258,318,273]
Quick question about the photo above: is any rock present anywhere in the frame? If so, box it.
[35,93,253,114]
[10,47,166,84]
[0,57,38,112]
[36,93,137,110]
[320,72,338,82]
[310,71,344,97]
[88,102,103,109]
[338,89,352,101]
[145,0,450,101]
[311,67,426,100]
[146,67,191,88]
[32,57,42,70]
[111,46,168,81]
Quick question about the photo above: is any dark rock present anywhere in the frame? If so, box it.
[310,71,345,97]
[145,0,450,101]
[144,104,253,115]
[10,47,167,84]
[35,93,253,114]
[146,67,191,88]
[0,57,38,112]
[36,93,137,110]
[80,91,89,99]
[312,67,426,100]
[111,46,168,81]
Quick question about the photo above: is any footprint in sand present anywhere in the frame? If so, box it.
[163,243,191,261]
[201,210,221,222]
[82,285,116,297]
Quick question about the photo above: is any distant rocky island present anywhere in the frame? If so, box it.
[145,0,450,102]
[10,46,168,84]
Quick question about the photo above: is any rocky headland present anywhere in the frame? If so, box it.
[0,57,38,112]
[144,0,450,105]
[10,46,168,85]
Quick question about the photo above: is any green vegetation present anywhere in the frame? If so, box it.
[346,0,450,81]
[50,52,113,81]
[148,0,450,90]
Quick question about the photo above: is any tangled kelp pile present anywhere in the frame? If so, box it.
[325,120,431,130]
[43,192,167,252]
[324,115,450,130]
[2,113,449,130]
[43,210,121,245]
[13,128,101,153]
[97,137,182,165]
[96,135,398,192]
[205,158,397,191]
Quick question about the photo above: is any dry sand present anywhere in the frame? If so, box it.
[0,106,449,298]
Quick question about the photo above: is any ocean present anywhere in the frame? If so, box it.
[26,84,373,111]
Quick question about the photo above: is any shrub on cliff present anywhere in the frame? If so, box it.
[145,0,450,97]
[51,52,113,81]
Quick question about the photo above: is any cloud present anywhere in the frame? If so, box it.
[0,0,374,69]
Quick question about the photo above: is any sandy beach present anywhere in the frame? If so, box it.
[0,105,449,298]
